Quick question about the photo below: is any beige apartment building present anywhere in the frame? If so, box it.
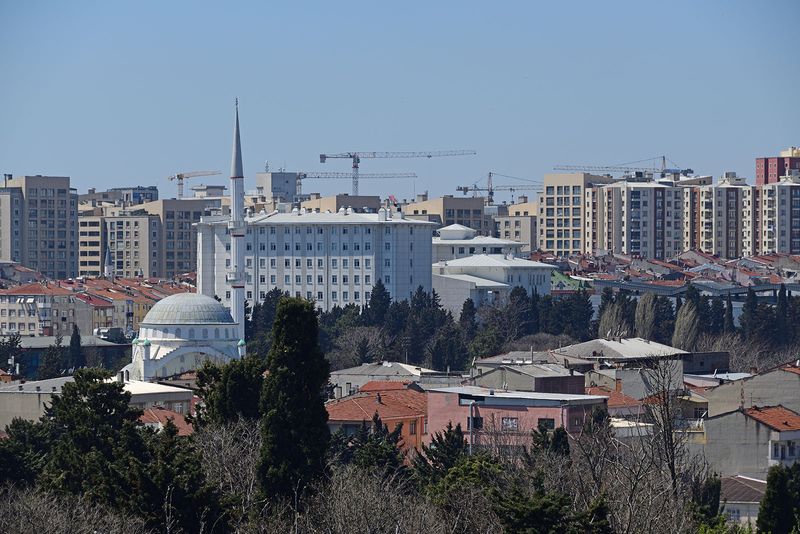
[587,181,684,259]
[105,211,162,279]
[743,173,800,255]
[494,197,538,252]
[682,173,751,259]
[0,176,78,279]
[0,282,93,337]
[538,173,614,257]
[402,194,492,235]
[301,193,382,213]
[78,211,105,278]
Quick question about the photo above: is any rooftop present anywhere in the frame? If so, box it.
[585,386,642,409]
[139,406,193,436]
[330,361,434,378]
[434,254,555,269]
[433,273,510,288]
[720,476,766,504]
[16,335,124,350]
[326,388,427,423]
[239,210,437,226]
[744,405,800,432]
[429,386,607,404]
[553,337,687,360]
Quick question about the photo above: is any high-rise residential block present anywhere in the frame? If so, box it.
[538,173,614,257]
[756,147,800,186]
[78,213,105,278]
[744,173,800,255]
[494,197,538,252]
[104,211,162,278]
[0,176,78,279]
[197,208,435,312]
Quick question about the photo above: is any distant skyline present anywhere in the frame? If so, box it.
[1,1,798,202]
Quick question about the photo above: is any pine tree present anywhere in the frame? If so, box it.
[259,297,330,501]
[412,422,467,489]
[672,301,700,351]
[566,290,593,341]
[192,356,266,427]
[330,413,405,476]
[652,296,676,345]
[426,321,468,371]
[38,334,65,379]
[68,324,84,370]
[365,279,391,327]
[757,465,795,534]
[723,294,736,334]
[634,293,657,340]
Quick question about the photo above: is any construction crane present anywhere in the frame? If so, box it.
[319,150,476,195]
[553,156,693,178]
[457,171,541,204]
[298,171,417,196]
[167,170,222,198]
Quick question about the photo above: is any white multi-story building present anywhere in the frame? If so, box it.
[196,207,436,311]
[743,173,800,255]
[586,181,683,259]
[433,224,522,263]
[683,173,751,259]
[432,254,555,314]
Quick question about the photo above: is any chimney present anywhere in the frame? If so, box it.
[376,392,382,404]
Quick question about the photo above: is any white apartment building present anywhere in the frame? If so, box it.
[683,173,751,259]
[433,224,522,263]
[587,181,684,259]
[196,207,436,312]
[495,198,538,252]
[744,173,800,255]
[432,254,555,314]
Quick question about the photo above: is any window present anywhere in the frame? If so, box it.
[409,420,417,435]
[501,417,519,432]
[538,418,555,430]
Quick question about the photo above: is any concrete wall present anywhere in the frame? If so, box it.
[686,410,772,478]
[703,369,800,417]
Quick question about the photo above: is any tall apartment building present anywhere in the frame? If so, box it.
[0,176,78,279]
[105,211,162,278]
[681,173,751,259]
[743,173,800,255]
[136,198,221,279]
[0,183,23,262]
[494,197,538,252]
[402,194,492,236]
[196,208,435,312]
[538,173,614,257]
[587,181,683,259]
[78,212,105,278]
[756,147,800,186]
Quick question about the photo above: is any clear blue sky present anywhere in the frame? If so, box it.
[1,0,798,200]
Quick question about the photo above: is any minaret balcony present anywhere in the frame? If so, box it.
[226,270,243,284]
[227,220,246,236]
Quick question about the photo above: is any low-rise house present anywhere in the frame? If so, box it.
[139,406,193,436]
[468,364,584,394]
[701,361,800,417]
[0,282,92,337]
[426,386,607,447]
[686,405,800,479]
[15,334,128,378]
[326,381,427,454]
[720,475,766,526]
[0,375,193,429]
[329,361,434,399]
[475,350,594,374]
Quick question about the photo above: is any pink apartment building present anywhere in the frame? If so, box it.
[426,386,608,447]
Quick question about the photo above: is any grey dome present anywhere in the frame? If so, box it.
[142,293,235,325]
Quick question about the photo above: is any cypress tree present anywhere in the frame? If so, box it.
[38,334,65,380]
[757,465,794,534]
[426,321,467,371]
[674,296,682,315]
[529,290,541,334]
[724,294,736,334]
[458,298,478,344]
[365,279,391,327]
[652,296,675,345]
[567,290,593,341]
[192,356,266,427]
[740,288,758,340]
[709,296,725,335]
[776,284,789,345]
[412,422,467,488]
[68,324,84,370]
[259,297,330,501]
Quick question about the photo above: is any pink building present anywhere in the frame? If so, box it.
[426,386,607,447]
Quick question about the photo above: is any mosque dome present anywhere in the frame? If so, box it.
[142,293,235,326]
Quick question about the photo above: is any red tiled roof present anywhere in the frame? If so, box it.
[360,381,413,392]
[139,407,193,436]
[0,283,72,296]
[782,364,800,376]
[585,386,642,409]
[75,293,114,308]
[326,389,427,423]
[744,405,800,432]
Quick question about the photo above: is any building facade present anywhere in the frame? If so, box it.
[78,213,105,278]
[433,224,522,263]
[0,176,78,279]
[538,173,614,257]
[743,174,800,255]
[756,146,800,186]
[494,198,538,252]
[403,194,493,236]
[196,208,435,312]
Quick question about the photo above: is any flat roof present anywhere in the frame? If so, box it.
[429,385,607,402]
[434,254,555,269]
[433,273,510,288]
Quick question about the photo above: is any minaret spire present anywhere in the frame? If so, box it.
[228,99,246,346]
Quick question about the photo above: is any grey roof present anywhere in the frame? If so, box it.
[142,293,235,325]
[553,337,686,360]
[330,361,434,378]
[18,335,124,350]
[429,385,606,403]
[0,376,73,394]
[720,476,766,503]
